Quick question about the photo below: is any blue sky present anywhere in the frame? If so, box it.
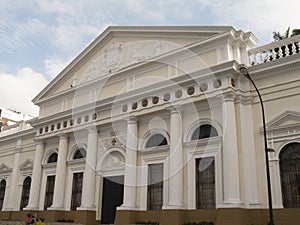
[0,0,299,116]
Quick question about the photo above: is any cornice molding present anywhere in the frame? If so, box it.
[248,54,300,80]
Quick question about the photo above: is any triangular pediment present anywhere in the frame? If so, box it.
[32,26,237,105]
[19,159,34,171]
[267,110,300,129]
[0,163,12,174]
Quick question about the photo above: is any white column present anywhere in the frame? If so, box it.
[164,106,184,209]
[120,116,138,209]
[270,159,283,208]
[222,93,241,206]
[24,141,45,210]
[49,134,68,210]
[239,102,261,207]
[3,141,22,211]
[78,127,98,210]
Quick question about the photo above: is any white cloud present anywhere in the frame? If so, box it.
[44,56,70,79]
[0,68,49,116]
[199,0,300,43]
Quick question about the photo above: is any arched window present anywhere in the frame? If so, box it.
[47,153,58,163]
[191,124,218,140]
[73,148,86,159]
[20,176,31,210]
[280,142,300,208]
[0,179,6,210]
[145,134,168,148]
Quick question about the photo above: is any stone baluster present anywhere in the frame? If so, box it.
[278,46,283,58]
[292,42,297,54]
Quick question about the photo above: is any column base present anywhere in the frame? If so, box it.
[248,200,262,208]
[117,205,138,210]
[47,206,65,211]
[219,200,243,208]
[77,206,96,211]
[163,204,185,210]
[23,206,39,211]
[1,207,18,212]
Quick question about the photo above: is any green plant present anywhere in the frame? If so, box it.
[33,219,45,225]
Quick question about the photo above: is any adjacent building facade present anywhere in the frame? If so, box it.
[0,26,299,225]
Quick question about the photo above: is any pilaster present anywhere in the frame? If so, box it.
[163,106,185,209]
[221,92,242,207]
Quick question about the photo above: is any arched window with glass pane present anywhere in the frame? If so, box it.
[0,179,6,210]
[145,134,168,148]
[47,153,58,163]
[191,124,218,140]
[280,142,300,208]
[20,176,31,210]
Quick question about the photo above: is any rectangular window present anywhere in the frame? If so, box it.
[147,163,163,210]
[196,157,215,209]
[44,175,55,210]
[71,172,83,210]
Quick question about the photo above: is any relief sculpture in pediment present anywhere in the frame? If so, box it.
[81,39,176,84]
[104,44,124,73]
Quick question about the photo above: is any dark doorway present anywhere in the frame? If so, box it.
[101,176,124,224]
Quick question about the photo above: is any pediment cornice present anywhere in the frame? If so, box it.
[266,110,300,133]
[33,26,251,105]
[19,159,34,171]
[248,53,300,80]
[0,163,12,174]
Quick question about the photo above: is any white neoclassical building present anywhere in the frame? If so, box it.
[0,26,300,225]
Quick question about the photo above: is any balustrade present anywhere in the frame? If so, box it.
[249,35,300,65]
[0,121,32,137]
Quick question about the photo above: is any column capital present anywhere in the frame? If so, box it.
[166,105,182,115]
[15,146,22,153]
[57,133,68,140]
[220,91,236,102]
[34,139,44,145]
[127,115,138,124]
[86,126,98,134]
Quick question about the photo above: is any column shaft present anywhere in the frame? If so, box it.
[79,128,98,210]
[240,103,260,207]
[50,135,68,210]
[121,116,138,209]
[165,107,184,209]
[25,141,44,210]
[4,149,21,210]
[222,94,241,206]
